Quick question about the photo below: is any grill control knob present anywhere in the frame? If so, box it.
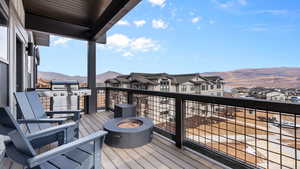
[53,93,57,96]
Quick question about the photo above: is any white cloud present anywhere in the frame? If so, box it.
[148,0,166,7]
[152,19,168,29]
[192,17,202,23]
[107,34,131,48]
[52,37,71,46]
[133,20,146,27]
[104,34,160,57]
[116,20,130,26]
[131,37,160,52]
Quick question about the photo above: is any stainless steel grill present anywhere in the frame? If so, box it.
[37,80,91,111]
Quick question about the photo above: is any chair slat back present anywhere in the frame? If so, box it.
[25,91,46,119]
[25,91,51,129]
[14,92,41,132]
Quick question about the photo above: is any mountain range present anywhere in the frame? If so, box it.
[38,67,300,88]
[201,67,300,88]
[38,71,121,83]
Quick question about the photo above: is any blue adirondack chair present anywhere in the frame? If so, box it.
[14,92,79,146]
[0,107,107,169]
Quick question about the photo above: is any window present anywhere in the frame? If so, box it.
[181,85,187,92]
[210,85,214,90]
[202,85,206,91]
[191,86,195,91]
[160,80,169,92]
[217,83,222,89]
[0,12,8,63]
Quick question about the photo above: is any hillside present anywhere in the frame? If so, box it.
[38,71,121,83]
[38,67,300,89]
[201,67,300,88]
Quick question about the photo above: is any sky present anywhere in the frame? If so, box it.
[39,0,300,76]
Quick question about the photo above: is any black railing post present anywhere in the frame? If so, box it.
[105,88,110,111]
[175,97,184,148]
[50,97,54,111]
[127,91,133,104]
[84,96,89,114]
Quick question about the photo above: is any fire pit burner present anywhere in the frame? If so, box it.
[117,119,143,129]
[103,117,154,148]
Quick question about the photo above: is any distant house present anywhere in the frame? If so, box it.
[231,87,250,98]
[266,91,286,102]
[105,73,225,96]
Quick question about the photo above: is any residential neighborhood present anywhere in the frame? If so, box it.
[232,87,300,103]
[105,73,225,96]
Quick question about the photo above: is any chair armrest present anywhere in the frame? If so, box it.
[46,110,81,121]
[27,122,77,141]
[18,118,67,125]
[46,110,81,115]
[27,131,107,168]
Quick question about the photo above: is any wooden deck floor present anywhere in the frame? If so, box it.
[2,111,228,169]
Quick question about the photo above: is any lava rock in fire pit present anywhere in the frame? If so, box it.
[103,117,154,148]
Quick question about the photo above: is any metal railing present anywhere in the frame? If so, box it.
[98,87,300,169]
[37,86,300,168]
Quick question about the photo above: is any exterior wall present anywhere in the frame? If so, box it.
[179,82,194,93]
[121,83,130,88]
[156,78,172,92]
[0,0,38,157]
[107,76,225,97]
[8,0,29,115]
[169,85,177,92]
[147,85,155,91]
[199,83,224,96]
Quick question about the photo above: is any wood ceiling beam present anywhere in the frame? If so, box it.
[88,0,130,40]
[25,13,90,41]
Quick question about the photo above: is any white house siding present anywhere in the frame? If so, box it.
[106,74,225,109]
[266,92,286,102]
[179,82,194,93]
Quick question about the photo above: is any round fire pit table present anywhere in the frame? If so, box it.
[103,117,154,148]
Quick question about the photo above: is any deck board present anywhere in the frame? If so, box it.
[5,111,226,169]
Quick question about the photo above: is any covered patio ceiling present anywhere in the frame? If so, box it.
[24,0,141,44]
